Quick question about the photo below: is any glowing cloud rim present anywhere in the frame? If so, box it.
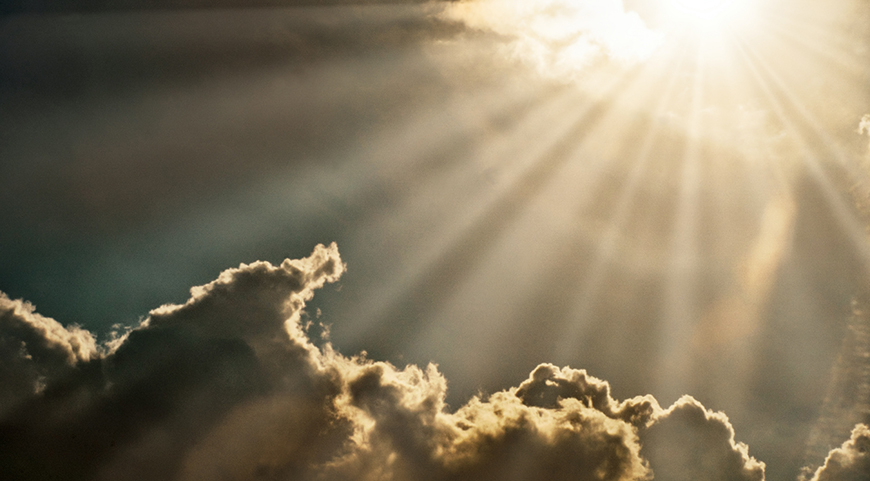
[0,244,860,480]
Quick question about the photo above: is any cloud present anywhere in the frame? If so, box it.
[326,361,649,481]
[0,243,769,481]
[642,396,765,481]
[441,0,662,78]
[145,242,345,358]
[806,424,870,481]
[0,292,98,414]
[511,364,766,481]
[0,243,346,481]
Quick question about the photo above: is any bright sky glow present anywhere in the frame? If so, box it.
[442,0,663,78]
[1,1,869,480]
[661,0,759,35]
[443,0,767,79]
[673,0,734,18]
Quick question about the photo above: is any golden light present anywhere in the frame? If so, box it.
[673,0,734,19]
[659,0,759,36]
[441,0,664,78]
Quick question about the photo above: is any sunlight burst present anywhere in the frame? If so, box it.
[662,0,758,33]
[673,0,734,18]
[442,0,663,78]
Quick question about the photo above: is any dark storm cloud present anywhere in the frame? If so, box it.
[1,244,769,480]
[806,424,870,481]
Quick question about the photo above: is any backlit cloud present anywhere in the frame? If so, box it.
[806,424,870,481]
[0,292,98,414]
[441,0,662,78]
[0,244,777,480]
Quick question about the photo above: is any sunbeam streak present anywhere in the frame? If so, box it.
[338,82,580,344]
[1,2,869,481]
[804,299,870,474]
[656,41,707,403]
[353,67,641,355]
[735,37,870,278]
[551,41,692,363]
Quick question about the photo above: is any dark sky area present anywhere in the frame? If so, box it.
[0,0,434,15]
[2,1,870,480]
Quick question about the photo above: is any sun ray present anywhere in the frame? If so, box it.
[330,82,586,345]
[730,49,870,467]
[764,17,870,81]
[348,57,665,360]
[803,298,870,471]
[342,82,604,352]
[734,39,870,278]
[550,41,694,363]
[648,34,713,402]
[3,2,869,479]
[400,45,694,395]
[686,28,795,391]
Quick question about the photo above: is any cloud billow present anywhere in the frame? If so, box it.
[0,242,853,480]
[805,424,870,481]
[0,292,98,415]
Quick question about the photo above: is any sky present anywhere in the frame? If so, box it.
[1,0,870,480]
